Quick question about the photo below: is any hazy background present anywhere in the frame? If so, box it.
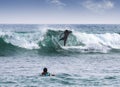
[0,0,119,24]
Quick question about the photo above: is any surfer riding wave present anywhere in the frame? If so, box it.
[59,30,72,46]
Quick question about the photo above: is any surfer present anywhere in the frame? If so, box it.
[41,67,55,76]
[59,30,72,46]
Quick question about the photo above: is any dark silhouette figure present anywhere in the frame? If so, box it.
[41,68,50,76]
[41,68,55,76]
[59,30,72,46]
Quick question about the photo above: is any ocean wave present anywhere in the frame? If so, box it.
[0,29,120,55]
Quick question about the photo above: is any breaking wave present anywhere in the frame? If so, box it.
[0,29,120,55]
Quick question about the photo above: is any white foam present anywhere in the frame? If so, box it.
[0,31,42,49]
[73,31,120,52]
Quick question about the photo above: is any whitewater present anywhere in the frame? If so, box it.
[0,24,120,87]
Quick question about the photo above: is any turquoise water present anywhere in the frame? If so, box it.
[0,24,120,87]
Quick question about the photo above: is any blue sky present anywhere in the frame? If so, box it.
[0,0,119,24]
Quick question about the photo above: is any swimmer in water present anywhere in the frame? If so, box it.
[41,68,55,76]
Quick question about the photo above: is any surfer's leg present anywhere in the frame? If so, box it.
[64,39,67,46]
[64,35,68,46]
[59,37,64,41]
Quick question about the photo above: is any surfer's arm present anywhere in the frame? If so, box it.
[59,32,64,38]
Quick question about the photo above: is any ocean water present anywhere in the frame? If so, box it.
[0,24,120,87]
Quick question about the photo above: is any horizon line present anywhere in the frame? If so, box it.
[0,23,120,25]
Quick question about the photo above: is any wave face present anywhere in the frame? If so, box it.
[1,27,120,55]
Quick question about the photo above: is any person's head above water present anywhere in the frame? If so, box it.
[41,67,55,76]
[43,67,47,73]
[41,67,50,76]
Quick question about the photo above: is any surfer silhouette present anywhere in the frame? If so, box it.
[59,30,72,46]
